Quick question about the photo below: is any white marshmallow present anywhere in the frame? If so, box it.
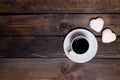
[90,18,104,33]
[102,29,116,43]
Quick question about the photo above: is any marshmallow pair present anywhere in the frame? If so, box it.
[89,18,116,43]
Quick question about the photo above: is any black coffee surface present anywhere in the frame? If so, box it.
[72,38,89,54]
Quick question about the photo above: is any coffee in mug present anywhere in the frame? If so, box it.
[71,36,89,54]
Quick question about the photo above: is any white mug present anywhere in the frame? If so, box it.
[63,29,98,63]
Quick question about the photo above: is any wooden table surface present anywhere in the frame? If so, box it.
[0,0,120,80]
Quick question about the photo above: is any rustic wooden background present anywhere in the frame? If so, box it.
[0,0,120,80]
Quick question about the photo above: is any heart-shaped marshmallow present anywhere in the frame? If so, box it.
[102,29,116,43]
[90,18,104,33]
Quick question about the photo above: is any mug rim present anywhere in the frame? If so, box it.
[71,36,89,55]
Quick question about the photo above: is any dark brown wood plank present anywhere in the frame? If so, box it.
[0,0,120,13]
[0,36,64,58]
[0,36,119,58]
[0,58,120,80]
[0,14,120,36]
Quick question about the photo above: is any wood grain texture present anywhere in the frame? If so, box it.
[0,0,120,80]
[0,14,120,36]
[0,0,120,13]
[0,58,120,80]
[0,36,119,58]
